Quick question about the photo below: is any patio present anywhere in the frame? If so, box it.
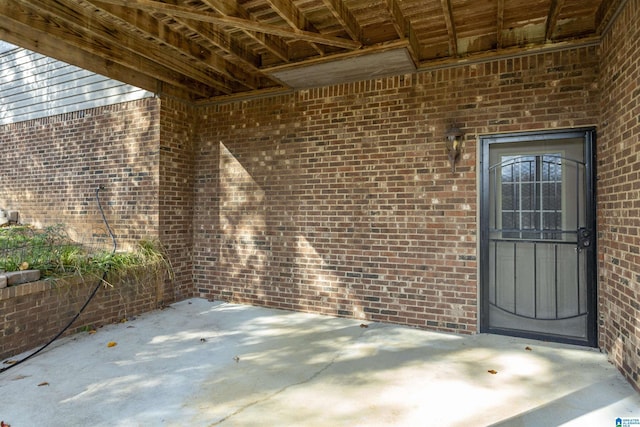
[1,298,638,426]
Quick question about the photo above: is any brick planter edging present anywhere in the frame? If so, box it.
[0,266,166,360]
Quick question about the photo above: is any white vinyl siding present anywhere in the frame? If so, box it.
[0,45,153,125]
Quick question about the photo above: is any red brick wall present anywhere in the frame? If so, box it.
[0,96,199,360]
[2,22,638,393]
[0,97,197,306]
[0,269,163,360]
[159,98,196,302]
[195,46,599,333]
[598,0,640,392]
[0,99,161,251]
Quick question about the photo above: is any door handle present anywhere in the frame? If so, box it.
[577,227,592,252]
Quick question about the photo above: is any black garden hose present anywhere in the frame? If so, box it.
[0,185,116,374]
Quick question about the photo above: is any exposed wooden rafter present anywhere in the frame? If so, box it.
[264,0,325,55]
[177,18,261,69]
[198,0,289,63]
[321,0,361,41]
[545,0,566,41]
[94,0,362,50]
[27,0,236,94]
[384,0,407,39]
[496,0,504,48]
[8,0,215,97]
[87,0,259,90]
[0,0,605,102]
[382,0,419,65]
[440,0,458,57]
[0,15,164,96]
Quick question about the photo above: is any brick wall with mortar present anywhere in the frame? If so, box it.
[598,0,640,392]
[0,97,195,361]
[0,97,196,304]
[0,269,163,360]
[0,20,637,392]
[0,98,161,251]
[195,45,599,333]
[159,97,196,302]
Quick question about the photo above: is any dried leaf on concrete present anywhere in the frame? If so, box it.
[11,375,29,381]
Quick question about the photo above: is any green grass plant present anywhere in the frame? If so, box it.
[0,224,171,281]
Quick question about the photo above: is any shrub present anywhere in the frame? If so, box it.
[0,224,172,282]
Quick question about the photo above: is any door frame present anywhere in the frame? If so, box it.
[479,128,598,347]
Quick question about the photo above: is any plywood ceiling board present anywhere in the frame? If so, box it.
[270,47,416,88]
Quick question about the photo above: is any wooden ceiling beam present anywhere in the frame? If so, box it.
[25,0,236,93]
[496,0,504,48]
[320,0,361,41]
[253,32,291,62]
[88,0,259,90]
[407,24,421,63]
[172,17,281,91]
[95,0,362,50]
[199,0,289,62]
[178,18,260,68]
[0,17,175,97]
[416,35,600,70]
[380,0,419,65]
[440,0,458,57]
[545,0,566,41]
[8,0,218,97]
[264,0,325,55]
[1,0,605,101]
[383,0,406,39]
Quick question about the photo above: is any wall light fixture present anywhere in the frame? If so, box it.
[445,125,464,173]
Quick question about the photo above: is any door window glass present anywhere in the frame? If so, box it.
[500,154,562,240]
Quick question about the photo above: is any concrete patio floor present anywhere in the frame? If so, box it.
[1,298,639,426]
